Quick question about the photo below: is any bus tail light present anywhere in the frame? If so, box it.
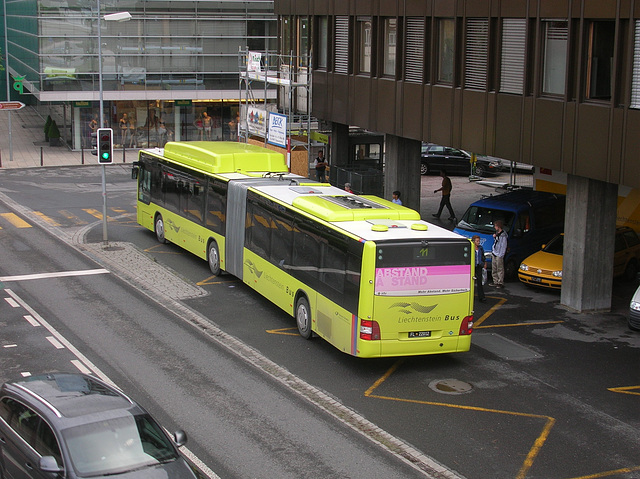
[360,319,381,341]
[459,316,473,335]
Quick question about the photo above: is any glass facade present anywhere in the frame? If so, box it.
[4,0,276,149]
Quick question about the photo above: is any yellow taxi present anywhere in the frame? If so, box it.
[518,227,640,290]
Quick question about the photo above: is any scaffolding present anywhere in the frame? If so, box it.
[238,48,318,168]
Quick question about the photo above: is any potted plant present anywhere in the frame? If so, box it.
[44,115,52,141]
[48,120,61,146]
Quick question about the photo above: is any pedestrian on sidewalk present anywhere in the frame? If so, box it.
[490,220,508,288]
[433,169,455,220]
[392,190,402,205]
[473,235,487,302]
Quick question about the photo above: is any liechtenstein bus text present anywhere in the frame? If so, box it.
[132,141,474,358]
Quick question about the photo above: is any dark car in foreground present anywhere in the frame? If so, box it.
[421,144,502,177]
[0,372,199,479]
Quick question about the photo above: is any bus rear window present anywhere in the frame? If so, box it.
[374,241,472,296]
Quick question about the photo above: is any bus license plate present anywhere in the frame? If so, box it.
[408,331,431,338]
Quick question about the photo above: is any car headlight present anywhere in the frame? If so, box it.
[519,263,529,271]
[631,301,640,312]
[552,271,562,277]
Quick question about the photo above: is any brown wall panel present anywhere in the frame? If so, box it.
[452,88,463,147]
[521,97,534,164]
[464,0,490,17]
[500,1,527,18]
[433,0,455,17]
[494,94,523,162]
[376,79,396,133]
[562,103,577,173]
[401,82,424,140]
[583,0,617,18]
[352,76,374,129]
[623,110,640,189]
[485,92,496,155]
[292,0,310,15]
[422,85,433,140]
[429,85,454,145]
[575,104,611,181]
[609,109,625,182]
[539,0,570,18]
[460,89,487,153]
[331,74,351,125]
[312,71,330,119]
[356,0,375,15]
[405,0,430,16]
[532,99,565,170]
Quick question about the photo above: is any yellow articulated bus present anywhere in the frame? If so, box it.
[132,141,474,358]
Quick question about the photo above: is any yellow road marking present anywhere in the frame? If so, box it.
[33,212,61,227]
[82,208,103,220]
[266,327,298,336]
[607,385,640,396]
[0,213,31,228]
[365,360,556,479]
[474,296,507,327]
[475,320,563,329]
[564,465,640,479]
[143,244,183,255]
[59,210,88,225]
[196,275,241,286]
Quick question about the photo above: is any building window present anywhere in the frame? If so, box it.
[500,18,526,94]
[383,18,397,77]
[464,18,489,90]
[586,21,615,101]
[631,20,640,108]
[358,17,372,74]
[542,20,568,95]
[298,17,309,67]
[334,16,349,74]
[317,16,328,69]
[437,18,455,84]
[404,17,425,83]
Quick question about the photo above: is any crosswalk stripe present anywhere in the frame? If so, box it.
[82,208,104,220]
[34,212,61,227]
[59,209,88,225]
[0,212,31,228]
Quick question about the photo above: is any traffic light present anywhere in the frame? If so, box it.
[97,128,113,164]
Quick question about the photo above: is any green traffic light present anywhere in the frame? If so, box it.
[102,152,110,160]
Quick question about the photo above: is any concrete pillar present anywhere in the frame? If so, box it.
[561,174,618,312]
[384,135,421,212]
[330,122,349,167]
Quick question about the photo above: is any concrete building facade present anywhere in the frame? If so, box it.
[274,0,640,311]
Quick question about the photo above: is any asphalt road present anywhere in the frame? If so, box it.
[1,165,639,479]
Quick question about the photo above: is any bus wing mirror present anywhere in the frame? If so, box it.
[131,162,139,180]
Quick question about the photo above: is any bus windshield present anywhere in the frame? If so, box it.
[374,241,472,296]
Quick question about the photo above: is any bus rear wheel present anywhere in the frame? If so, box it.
[295,296,313,339]
[155,214,167,244]
[208,241,221,276]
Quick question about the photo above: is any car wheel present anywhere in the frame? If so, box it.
[420,162,429,175]
[624,259,639,282]
[208,241,221,276]
[474,164,486,177]
[155,214,167,244]
[295,296,313,339]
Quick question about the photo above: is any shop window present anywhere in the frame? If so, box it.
[586,21,615,101]
[437,18,455,84]
[542,20,568,95]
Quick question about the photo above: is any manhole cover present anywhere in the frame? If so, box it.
[428,379,473,395]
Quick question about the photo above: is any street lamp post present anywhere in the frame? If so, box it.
[97,5,131,245]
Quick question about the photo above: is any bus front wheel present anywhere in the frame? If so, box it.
[295,296,313,339]
[155,214,167,244]
[208,241,221,276]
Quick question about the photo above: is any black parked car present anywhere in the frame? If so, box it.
[0,373,199,479]
[421,144,502,177]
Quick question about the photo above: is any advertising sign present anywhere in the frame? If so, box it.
[267,112,287,148]
[374,265,471,296]
[247,106,267,136]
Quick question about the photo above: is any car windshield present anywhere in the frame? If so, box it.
[457,206,515,234]
[62,413,179,477]
[543,235,564,254]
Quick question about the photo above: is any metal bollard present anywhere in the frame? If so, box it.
[81,148,85,165]
[41,147,44,166]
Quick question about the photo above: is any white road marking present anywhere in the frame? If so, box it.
[0,269,110,282]
[4,288,220,479]
[4,297,20,307]
[24,315,40,327]
[46,336,65,349]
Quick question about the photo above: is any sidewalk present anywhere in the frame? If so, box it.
[0,106,135,169]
